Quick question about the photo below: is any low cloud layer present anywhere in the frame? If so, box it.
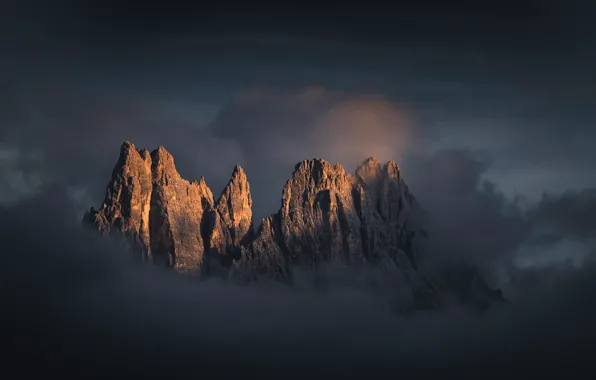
[2,188,596,377]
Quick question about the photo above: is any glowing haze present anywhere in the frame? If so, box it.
[224,86,412,170]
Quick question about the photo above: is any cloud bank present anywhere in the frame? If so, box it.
[2,186,596,377]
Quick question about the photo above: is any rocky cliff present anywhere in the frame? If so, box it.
[84,141,503,308]
[84,143,217,271]
[239,157,427,282]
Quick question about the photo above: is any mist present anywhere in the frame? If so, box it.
[1,188,595,377]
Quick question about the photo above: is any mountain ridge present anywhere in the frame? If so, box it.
[84,141,504,311]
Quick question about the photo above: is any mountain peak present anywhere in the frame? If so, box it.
[384,160,400,179]
[361,156,380,166]
[206,162,254,269]
[231,164,247,180]
[150,146,180,182]
[151,145,174,161]
[356,157,383,183]
[121,140,135,150]
[117,140,143,164]
[84,140,154,253]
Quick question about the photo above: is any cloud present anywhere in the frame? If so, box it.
[0,82,244,210]
[208,86,415,220]
[404,149,530,274]
[401,148,596,297]
[211,86,413,168]
[1,188,596,377]
[0,145,45,204]
[513,236,596,270]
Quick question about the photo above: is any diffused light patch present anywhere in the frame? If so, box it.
[210,86,412,172]
[309,97,412,171]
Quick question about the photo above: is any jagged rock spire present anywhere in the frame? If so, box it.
[355,157,383,184]
[217,164,253,247]
[205,164,254,273]
[148,145,214,271]
[83,141,153,256]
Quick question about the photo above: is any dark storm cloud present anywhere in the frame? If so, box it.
[2,188,596,377]
[403,150,531,275]
[2,0,596,211]
[400,148,596,300]
[401,148,596,288]
[508,190,596,274]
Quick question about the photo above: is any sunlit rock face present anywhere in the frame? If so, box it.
[85,142,217,272]
[85,141,503,310]
[83,142,154,257]
[205,164,254,274]
[247,157,425,277]
[148,146,215,271]
[85,142,425,274]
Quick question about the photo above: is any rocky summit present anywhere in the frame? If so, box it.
[84,141,504,310]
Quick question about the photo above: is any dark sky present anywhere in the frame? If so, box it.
[2,0,595,211]
[2,1,596,375]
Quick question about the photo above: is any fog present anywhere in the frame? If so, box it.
[2,188,595,377]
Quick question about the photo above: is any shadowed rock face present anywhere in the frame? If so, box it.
[85,142,503,310]
[356,157,426,268]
